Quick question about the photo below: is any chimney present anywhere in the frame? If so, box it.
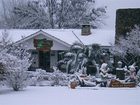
[81,24,91,36]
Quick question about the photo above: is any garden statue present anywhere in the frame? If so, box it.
[116,61,126,80]
[99,63,110,87]
[110,62,136,88]
[100,63,110,78]
[69,77,78,89]
[126,63,137,83]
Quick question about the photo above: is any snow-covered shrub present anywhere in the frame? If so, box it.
[2,52,31,91]
[49,70,69,86]
[0,63,5,80]
[5,70,29,91]
[0,29,12,81]
[1,44,32,91]
[0,30,31,90]
[29,69,48,86]
[29,70,69,86]
[36,69,47,75]
[0,53,12,82]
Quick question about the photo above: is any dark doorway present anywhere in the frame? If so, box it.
[39,51,50,71]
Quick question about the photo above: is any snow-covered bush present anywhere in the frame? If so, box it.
[5,70,29,91]
[36,69,46,74]
[2,51,31,91]
[0,30,12,82]
[49,70,69,86]
[0,63,5,80]
[0,30,32,90]
[0,44,32,91]
[29,69,48,86]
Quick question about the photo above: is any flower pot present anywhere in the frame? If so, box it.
[70,81,77,89]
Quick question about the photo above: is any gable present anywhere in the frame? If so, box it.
[14,30,70,50]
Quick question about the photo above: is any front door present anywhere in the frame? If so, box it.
[39,51,50,71]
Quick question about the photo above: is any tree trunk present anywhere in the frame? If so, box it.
[48,0,55,28]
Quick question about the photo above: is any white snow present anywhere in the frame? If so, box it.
[0,29,115,46]
[0,86,140,105]
[45,29,115,46]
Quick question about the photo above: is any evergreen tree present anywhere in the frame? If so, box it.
[116,8,140,40]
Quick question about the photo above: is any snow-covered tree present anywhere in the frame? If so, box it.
[44,0,58,28]
[68,42,84,73]
[57,42,106,76]
[56,0,106,28]
[12,1,50,29]
[0,0,29,28]
[110,25,140,66]
[57,42,85,73]
[0,0,106,29]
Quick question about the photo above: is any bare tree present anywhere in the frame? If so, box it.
[110,25,140,66]
[0,0,106,29]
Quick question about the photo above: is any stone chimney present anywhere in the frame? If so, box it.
[81,24,91,36]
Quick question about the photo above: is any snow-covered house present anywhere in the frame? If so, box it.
[0,28,115,71]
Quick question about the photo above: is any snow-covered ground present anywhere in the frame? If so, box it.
[0,86,140,105]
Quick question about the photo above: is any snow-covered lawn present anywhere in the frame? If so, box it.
[0,86,140,105]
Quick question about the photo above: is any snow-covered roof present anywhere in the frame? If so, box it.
[0,29,115,46]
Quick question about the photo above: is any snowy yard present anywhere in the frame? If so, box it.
[0,86,140,105]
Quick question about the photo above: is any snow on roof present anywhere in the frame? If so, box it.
[0,29,115,46]
[0,29,38,43]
